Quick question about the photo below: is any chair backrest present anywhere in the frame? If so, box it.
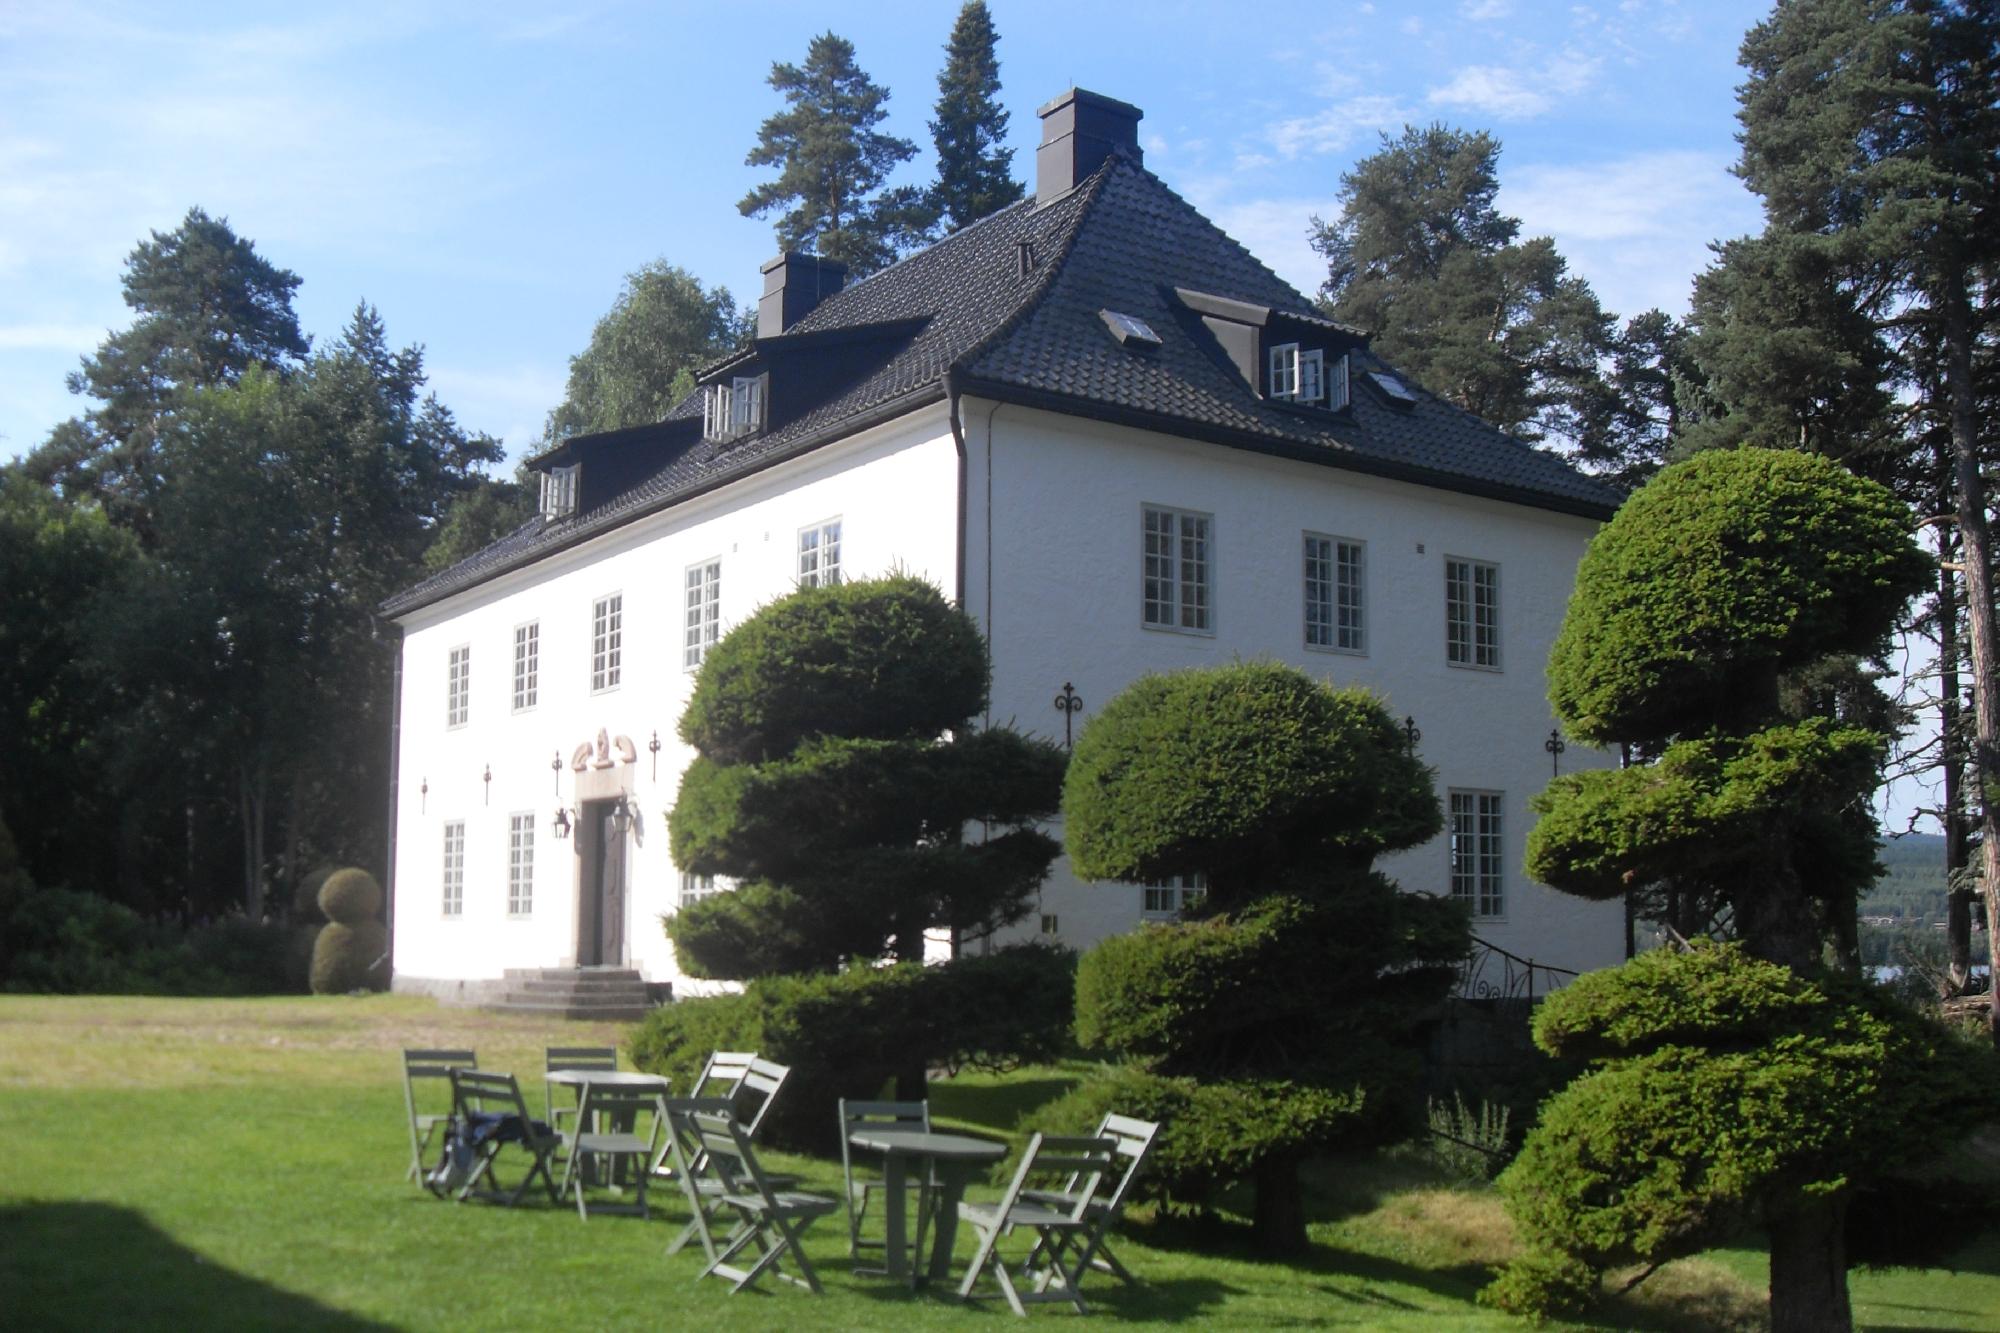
[996,1134,1119,1223]
[691,1051,791,1138]
[688,1108,783,1204]
[837,1099,930,1186]
[574,1083,667,1149]
[546,1045,618,1074]
[404,1049,475,1116]
[660,1095,740,1178]
[1092,1115,1161,1214]
[450,1069,552,1142]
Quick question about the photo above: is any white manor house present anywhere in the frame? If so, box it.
[380,88,1626,1011]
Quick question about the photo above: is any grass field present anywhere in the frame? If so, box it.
[2,993,1995,1331]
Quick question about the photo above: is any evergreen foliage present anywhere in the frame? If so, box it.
[927,2,1023,232]
[540,261,746,446]
[739,33,925,278]
[316,868,382,924]
[666,575,1065,977]
[1485,942,2000,1321]
[1064,664,1468,1251]
[1503,447,1940,1330]
[310,867,386,995]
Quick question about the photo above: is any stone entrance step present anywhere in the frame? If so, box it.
[485,967,657,1022]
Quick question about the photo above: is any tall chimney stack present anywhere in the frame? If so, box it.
[758,252,848,338]
[1035,88,1143,206]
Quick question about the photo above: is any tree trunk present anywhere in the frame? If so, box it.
[1251,1156,1309,1255]
[1768,1193,1851,1333]
[1941,276,2000,1044]
[1935,492,1973,993]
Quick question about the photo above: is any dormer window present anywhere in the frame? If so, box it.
[1268,343,1350,410]
[703,374,766,442]
[540,464,577,520]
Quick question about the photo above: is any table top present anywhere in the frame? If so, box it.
[544,1069,670,1089]
[848,1128,1008,1162]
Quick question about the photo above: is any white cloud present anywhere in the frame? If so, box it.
[1428,49,1602,120]
[1194,197,1341,299]
[1462,0,1514,19]
[1499,149,1762,316]
[1266,95,1409,161]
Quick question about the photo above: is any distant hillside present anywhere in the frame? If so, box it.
[1868,832,1950,923]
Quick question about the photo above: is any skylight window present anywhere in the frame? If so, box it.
[1369,370,1418,405]
[1100,310,1161,348]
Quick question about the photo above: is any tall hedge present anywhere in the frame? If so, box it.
[1063,664,1468,1252]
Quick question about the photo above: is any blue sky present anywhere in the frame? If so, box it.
[2,0,1764,463]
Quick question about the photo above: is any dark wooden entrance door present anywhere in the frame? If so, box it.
[577,801,626,967]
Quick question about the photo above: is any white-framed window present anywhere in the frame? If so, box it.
[512,621,539,712]
[702,375,766,441]
[684,559,721,669]
[540,465,577,520]
[591,593,623,692]
[1268,342,1327,404]
[446,645,470,728]
[1141,873,1206,919]
[798,518,842,588]
[441,821,465,918]
[1142,505,1212,633]
[1326,353,1351,409]
[679,871,726,909]
[1445,557,1501,669]
[1449,790,1505,918]
[1304,534,1366,653]
[507,813,535,917]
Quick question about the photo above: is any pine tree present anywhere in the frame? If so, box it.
[739,33,919,278]
[928,1,1023,232]
[1310,125,1631,467]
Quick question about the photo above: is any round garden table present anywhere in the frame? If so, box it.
[845,1127,1008,1285]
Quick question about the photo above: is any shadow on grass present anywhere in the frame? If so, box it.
[929,1076,1084,1135]
[0,1202,394,1332]
[847,1272,1240,1324]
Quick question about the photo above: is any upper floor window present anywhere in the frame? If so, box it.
[1304,534,1365,654]
[441,822,465,918]
[1449,790,1504,918]
[591,594,623,693]
[446,645,470,728]
[702,375,766,442]
[799,518,842,588]
[1142,505,1212,634]
[540,465,577,520]
[1268,342,1350,409]
[1445,557,1501,669]
[685,559,721,669]
[507,813,535,917]
[1141,873,1206,919]
[512,621,539,712]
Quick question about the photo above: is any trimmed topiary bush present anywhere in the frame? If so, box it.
[310,867,387,994]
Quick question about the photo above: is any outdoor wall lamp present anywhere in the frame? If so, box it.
[610,793,634,837]
[552,807,573,840]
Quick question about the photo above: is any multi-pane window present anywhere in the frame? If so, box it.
[1445,558,1501,668]
[679,871,724,909]
[1449,791,1505,918]
[1304,534,1366,653]
[507,814,534,917]
[1142,506,1212,632]
[591,594,622,692]
[446,645,470,728]
[702,375,766,441]
[540,465,577,519]
[1268,343,1326,404]
[798,519,842,588]
[1141,873,1207,919]
[441,822,465,918]
[684,560,721,669]
[1040,914,1060,936]
[512,621,539,712]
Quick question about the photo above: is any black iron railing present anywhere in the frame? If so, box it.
[1455,935,1580,1002]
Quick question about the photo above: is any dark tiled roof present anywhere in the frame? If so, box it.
[385,157,1618,617]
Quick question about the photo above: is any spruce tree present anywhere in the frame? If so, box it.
[739,33,920,278]
[928,1,1023,232]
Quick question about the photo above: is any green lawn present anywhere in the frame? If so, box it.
[1,994,1994,1330]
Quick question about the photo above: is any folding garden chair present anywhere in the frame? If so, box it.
[544,1045,618,1127]
[955,1133,1120,1316]
[445,1069,562,1207]
[837,1098,933,1271]
[1020,1113,1160,1288]
[674,1107,839,1295]
[657,1051,795,1254]
[402,1048,476,1184]
[559,1083,667,1220]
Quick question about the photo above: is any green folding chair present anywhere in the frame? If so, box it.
[672,1106,839,1295]
[837,1098,932,1272]
[955,1133,1120,1316]
[446,1069,563,1207]
[402,1048,476,1184]
[559,1084,667,1220]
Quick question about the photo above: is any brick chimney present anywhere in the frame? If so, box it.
[1035,88,1143,206]
[757,252,847,338]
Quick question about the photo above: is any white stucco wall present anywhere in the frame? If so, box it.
[390,405,961,993]
[961,402,1625,983]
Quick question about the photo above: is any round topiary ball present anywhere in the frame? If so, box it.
[294,864,336,920]
[310,919,389,994]
[317,867,382,925]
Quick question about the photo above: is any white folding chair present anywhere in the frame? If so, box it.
[956,1133,1119,1316]
[669,1106,838,1295]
